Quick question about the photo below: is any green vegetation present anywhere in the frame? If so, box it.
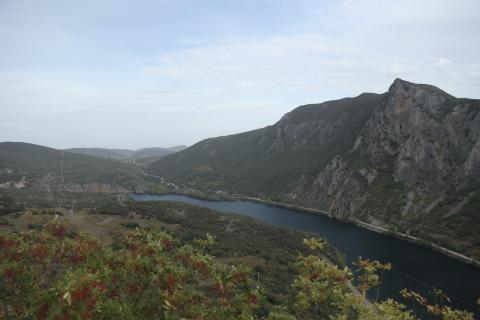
[66,146,186,161]
[0,195,24,215]
[1,223,259,319]
[0,189,122,216]
[0,142,147,188]
[0,192,342,313]
[1,80,480,318]
[399,186,480,260]
[360,171,406,220]
[148,93,384,196]
[150,183,171,194]
[142,81,480,265]
[98,200,340,309]
[1,222,474,319]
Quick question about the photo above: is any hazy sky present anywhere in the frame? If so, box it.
[1,0,479,149]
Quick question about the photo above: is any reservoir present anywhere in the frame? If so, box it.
[132,193,480,317]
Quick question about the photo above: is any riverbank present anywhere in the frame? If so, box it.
[349,218,480,270]
[238,196,330,215]
[137,190,480,270]
[236,195,480,270]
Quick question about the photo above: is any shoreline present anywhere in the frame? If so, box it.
[141,191,480,270]
[235,195,480,270]
[348,219,480,269]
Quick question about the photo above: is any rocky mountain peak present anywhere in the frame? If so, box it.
[150,79,480,261]
[388,78,454,98]
[390,77,412,89]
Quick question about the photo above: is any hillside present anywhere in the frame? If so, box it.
[66,145,187,160]
[1,196,474,319]
[0,194,337,314]
[149,79,480,260]
[0,142,149,192]
[64,148,134,160]
[149,93,383,194]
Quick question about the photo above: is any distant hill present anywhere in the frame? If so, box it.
[166,145,188,152]
[66,145,187,160]
[0,142,149,192]
[63,148,134,160]
[148,79,480,260]
[132,146,186,159]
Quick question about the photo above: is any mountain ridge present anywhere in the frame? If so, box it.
[148,78,480,260]
[66,145,187,160]
[0,142,150,192]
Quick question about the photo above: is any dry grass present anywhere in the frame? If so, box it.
[217,255,266,268]
[0,209,179,244]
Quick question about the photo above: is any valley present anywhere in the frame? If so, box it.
[148,79,480,262]
[1,78,479,319]
[3,1,479,318]
[132,194,480,316]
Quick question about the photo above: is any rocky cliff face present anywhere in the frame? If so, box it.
[365,79,480,188]
[151,78,480,258]
[285,79,480,256]
[295,79,479,213]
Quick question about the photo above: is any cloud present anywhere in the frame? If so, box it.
[141,34,474,102]
[389,64,407,75]
[1,0,479,148]
[468,64,480,77]
[433,57,452,68]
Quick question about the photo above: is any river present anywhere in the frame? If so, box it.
[132,193,480,317]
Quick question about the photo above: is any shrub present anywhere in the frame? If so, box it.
[0,222,474,319]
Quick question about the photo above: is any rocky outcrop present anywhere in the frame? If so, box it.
[0,168,27,189]
[297,79,480,221]
[150,78,480,259]
[282,79,480,258]
[365,79,480,188]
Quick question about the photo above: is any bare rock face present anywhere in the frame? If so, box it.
[262,109,342,154]
[292,79,480,245]
[316,157,364,219]
[150,78,480,257]
[364,79,480,189]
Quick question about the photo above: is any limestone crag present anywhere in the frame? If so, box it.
[150,79,480,258]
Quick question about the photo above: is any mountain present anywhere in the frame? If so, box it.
[149,79,480,259]
[64,148,134,160]
[66,145,187,160]
[149,92,383,193]
[0,142,149,192]
[133,146,186,159]
[166,145,188,152]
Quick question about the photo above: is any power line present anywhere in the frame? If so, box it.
[389,267,480,312]
[60,150,64,191]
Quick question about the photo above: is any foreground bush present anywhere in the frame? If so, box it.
[284,238,475,320]
[0,223,475,319]
[0,222,258,319]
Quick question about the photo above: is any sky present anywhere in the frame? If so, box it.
[1,0,479,149]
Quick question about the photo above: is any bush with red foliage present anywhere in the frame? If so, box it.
[0,221,259,319]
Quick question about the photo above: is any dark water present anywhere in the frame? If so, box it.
[132,193,480,317]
